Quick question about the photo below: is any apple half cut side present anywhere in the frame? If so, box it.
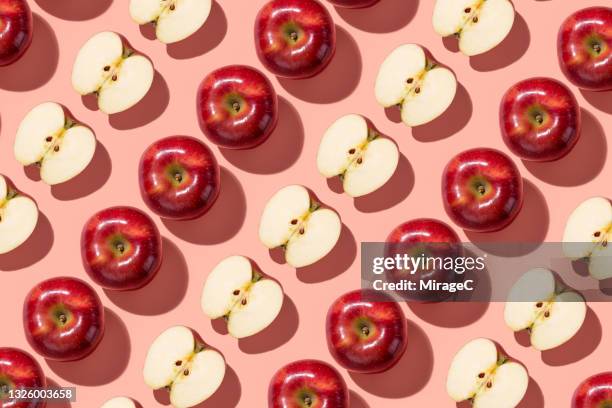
[446,338,528,408]
[563,197,612,280]
[143,325,225,408]
[375,44,457,127]
[72,32,154,115]
[201,255,283,339]
[433,0,515,56]
[317,114,399,197]
[100,397,136,408]
[130,0,212,44]
[0,175,38,254]
[504,268,586,351]
[259,185,342,268]
[14,102,96,185]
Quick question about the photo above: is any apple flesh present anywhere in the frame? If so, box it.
[433,0,515,56]
[23,277,105,361]
[201,255,284,339]
[442,148,523,232]
[14,102,97,185]
[197,65,278,149]
[317,114,399,197]
[573,372,612,408]
[0,174,38,254]
[259,185,341,268]
[254,0,336,78]
[375,44,457,127]
[326,0,378,8]
[0,0,32,66]
[447,338,528,407]
[0,348,46,408]
[500,77,581,162]
[101,397,136,408]
[81,206,162,291]
[130,0,212,44]
[72,31,154,114]
[143,326,225,408]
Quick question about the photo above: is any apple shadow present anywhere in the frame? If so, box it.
[334,0,418,33]
[167,2,227,59]
[412,83,472,142]
[34,0,112,20]
[278,26,361,104]
[46,309,130,386]
[469,13,530,72]
[0,211,53,271]
[523,109,607,186]
[384,106,402,124]
[50,141,112,200]
[443,36,460,53]
[45,379,72,408]
[408,286,490,328]
[220,97,304,174]
[162,167,246,244]
[349,320,433,398]
[296,224,357,283]
[238,295,299,354]
[104,238,188,315]
[0,14,58,91]
[349,390,370,408]
[580,89,612,114]
[518,377,545,408]
[354,153,414,213]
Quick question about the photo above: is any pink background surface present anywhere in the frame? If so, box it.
[1,0,611,406]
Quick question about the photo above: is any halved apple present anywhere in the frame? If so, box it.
[72,31,154,115]
[0,175,38,254]
[143,325,225,408]
[14,102,96,185]
[563,197,612,280]
[375,44,457,127]
[130,0,212,44]
[201,255,283,339]
[100,397,136,408]
[317,114,399,197]
[446,338,528,408]
[504,268,586,351]
[259,185,341,268]
[433,0,515,56]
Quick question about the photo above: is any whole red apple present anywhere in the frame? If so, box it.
[0,348,46,408]
[326,289,407,373]
[572,372,612,408]
[23,277,105,361]
[255,0,336,78]
[0,0,32,66]
[268,359,348,408]
[81,206,162,291]
[139,136,220,220]
[197,65,278,149]
[558,7,612,91]
[326,0,379,8]
[500,77,581,162]
[442,148,523,232]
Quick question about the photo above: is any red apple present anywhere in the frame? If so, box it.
[500,77,581,162]
[326,0,379,8]
[572,372,612,408]
[23,277,105,361]
[0,348,46,408]
[0,0,32,66]
[326,289,407,373]
[268,359,348,408]
[138,136,220,220]
[442,148,523,232]
[558,7,612,91]
[81,206,162,291]
[197,65,278,149]
[255,0,336,78]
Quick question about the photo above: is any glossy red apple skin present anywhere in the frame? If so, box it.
[558,7,612,91]
[326,289,407,373]
[442,148,523,232]
[197,65,278,149]
[81,206,162,291]
[500,77,581,162]
[268,360,348,408]
[327,0,379,8]
[23,277,105,361]
[139,136,220,220]
[255,0,336,78]
[572,372,612,408]
[0,348,46,408]
[0,0,32,66]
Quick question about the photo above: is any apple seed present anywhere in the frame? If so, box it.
[46,136,53,142]
[464,7,471,13]
[594,231,601,237]
[175,360,182,366]
[478,372,485,378]
[233,290,240,295]
[472,17,479,23]
[53,146,60,152]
